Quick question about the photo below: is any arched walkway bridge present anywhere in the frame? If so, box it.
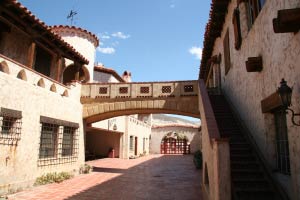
[81,80,199,123]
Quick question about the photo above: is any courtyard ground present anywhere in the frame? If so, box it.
[7,154,202,200]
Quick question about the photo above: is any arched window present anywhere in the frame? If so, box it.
[63,64,90,85]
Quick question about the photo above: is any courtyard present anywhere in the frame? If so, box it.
[7,155,202,200]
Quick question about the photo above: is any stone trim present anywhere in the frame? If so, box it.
[40,116,79,128]
[0,107,22,118]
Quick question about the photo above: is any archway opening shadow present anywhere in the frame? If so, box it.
[67,155,202,200]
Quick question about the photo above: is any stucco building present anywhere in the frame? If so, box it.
[199,0,300,199]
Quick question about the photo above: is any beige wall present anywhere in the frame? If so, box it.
[150,126,201,154]
[209,0,300,198]
[0,56,84,195]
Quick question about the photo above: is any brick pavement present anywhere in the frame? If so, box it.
[8,155,202,200]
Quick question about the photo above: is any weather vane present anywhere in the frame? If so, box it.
[67,10,77,26]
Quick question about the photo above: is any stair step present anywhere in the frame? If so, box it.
[231,155,256,162]
[232,170,264,180]
[233,180,270,189]
[230,148,252,155]
[231,162,260,170]
[236,190,275,200]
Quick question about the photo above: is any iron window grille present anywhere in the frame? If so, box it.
[61,126,78,157]
[99,87,108,94]
[162,86,172,93]
[119,87,128,94]
[38,116,79,166]
[0,108,22,145]
[140,87,150,94]
[39,123,59,159]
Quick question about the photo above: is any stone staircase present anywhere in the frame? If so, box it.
[209,94,284,200]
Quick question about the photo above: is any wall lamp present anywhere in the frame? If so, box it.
[277,79,300,126]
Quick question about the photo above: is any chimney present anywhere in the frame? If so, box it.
[122,71,132,82]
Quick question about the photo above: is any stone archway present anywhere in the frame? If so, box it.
[63,64,90,84]
[160,132,190,154]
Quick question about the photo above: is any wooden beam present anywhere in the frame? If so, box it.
[273,8,300,33]
[261,92,283,113]
[27,41,36,68]
[246,56,263,72]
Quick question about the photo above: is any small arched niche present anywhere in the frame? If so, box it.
[37,78,45,88]
[17,69,27,81]
[50,84,57,93]
[0,61,9,74]
[63,64,90,84]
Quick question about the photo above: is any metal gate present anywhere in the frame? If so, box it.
[160,138,190,154]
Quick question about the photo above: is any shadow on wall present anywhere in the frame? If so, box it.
[66,155,202,200]
[190,131,202,153]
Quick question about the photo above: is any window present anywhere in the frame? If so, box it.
[119,87,128,94]
[140,87,150,94]
[162,86,171,93]
[62,126,76,156]
[39,123,58,159]
[274,109,291,175]
[0,108,22,144]
[184,85,194,93]
[247,0,265,30]
[223,29,231,75]
[38,116,79,166]
[34,46,53,77]
[129,136,134,151]
[232,8,242,50]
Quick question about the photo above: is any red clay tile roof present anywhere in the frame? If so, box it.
[50,25,99,47]
[199,0,230,81]
[1,0,89,64]
[94,65,125,82]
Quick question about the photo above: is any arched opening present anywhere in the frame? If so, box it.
[37,78,45,88]
[50,84,56,92]
[17,69,27,81]
[0,61,9,74]
[160,132,190,154]
[63,64,90,84]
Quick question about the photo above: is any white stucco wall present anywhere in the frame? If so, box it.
[0,64,84,194]
[53,30,97,82]
[209,0,300,198]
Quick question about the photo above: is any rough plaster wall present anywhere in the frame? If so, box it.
[86,132,120,158]
[0,72,84,194]
[150,126,201,154]
[0,28,31,66]
[92,116,126,132]
[127,117,151,157]
[59,34,96,82]
[211,0,300,198]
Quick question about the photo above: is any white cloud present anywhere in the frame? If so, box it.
[98,33,110,40]
[170,4,175,8]
[97,47,115,54]
[112,32,130,39]
[189,46,202,60]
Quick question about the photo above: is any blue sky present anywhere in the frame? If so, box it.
[19,0,210,122]
[19,0,210,82]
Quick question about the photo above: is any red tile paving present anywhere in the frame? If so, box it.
[8,155,202,200]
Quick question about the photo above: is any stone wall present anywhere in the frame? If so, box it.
[209,0,300,198]
[150,125,201,154]
[0,56,84,195]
